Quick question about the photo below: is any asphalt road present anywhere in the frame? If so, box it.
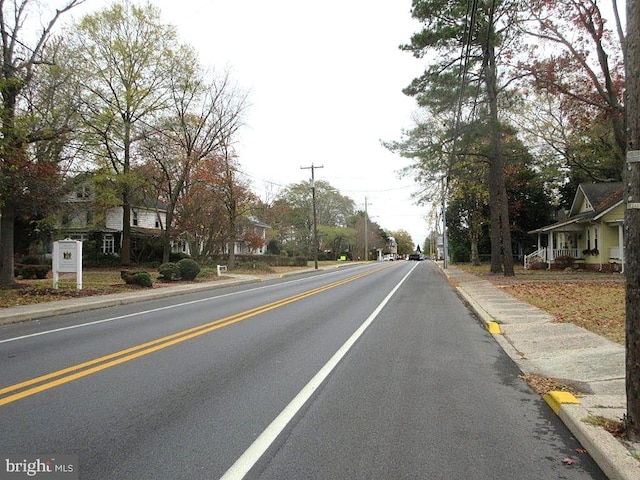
[0,261,606,479]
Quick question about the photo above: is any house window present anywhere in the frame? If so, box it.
[155,216,161,229]
[594,227,598,251]
[76,185,90,199]
[586,229,591,250]
[102,234,115,254]
[585,198,592,210]
[132,210,138,226]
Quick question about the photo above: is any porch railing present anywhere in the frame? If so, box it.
[524,248,588,269]
[552,248,583,259]
[524,248,546,269]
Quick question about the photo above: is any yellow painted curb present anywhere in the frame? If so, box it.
[486,321,501,334]
[543,391,580,414]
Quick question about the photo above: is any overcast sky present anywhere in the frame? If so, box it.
[71,0,430,247]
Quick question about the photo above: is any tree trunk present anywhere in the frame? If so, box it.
[625,0,640,441]
[486,55,504,273]
[121,187,131,265]
[470,237,480,266]
[227,216,236,269]
[0,205,17,285]
[120,118,132,265]
[500,181,515,276]
[162,207,173,264]
[485,18,514,277]
[0,81,20,286]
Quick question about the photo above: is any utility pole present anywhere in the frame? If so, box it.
[442,176,449,269]
[364,197,369,261]
[301,163,323,270]
[625,0,640,440]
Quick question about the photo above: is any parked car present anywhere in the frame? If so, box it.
[383,254,395,261]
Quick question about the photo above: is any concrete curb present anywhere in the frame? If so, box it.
[455,285,496,325]
[558,401,640,480]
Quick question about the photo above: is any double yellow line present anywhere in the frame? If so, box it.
[0,266,388,407]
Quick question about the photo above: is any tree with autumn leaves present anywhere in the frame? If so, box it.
[514,0,626,206]
[0,0,86,285]
[173,152,255,266]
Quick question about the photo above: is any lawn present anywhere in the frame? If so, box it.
[0,266,223,308]
[456,264,625,345]
[0,261,344,309]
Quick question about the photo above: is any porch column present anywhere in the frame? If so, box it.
[548,231,554,269]
[619,223,625,274]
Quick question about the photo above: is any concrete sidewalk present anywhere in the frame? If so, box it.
[443,264,639,480]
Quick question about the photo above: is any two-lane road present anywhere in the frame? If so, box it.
[0,262,605,479]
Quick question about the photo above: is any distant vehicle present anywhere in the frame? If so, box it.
[383,254,395,261]
[408,252,423,261]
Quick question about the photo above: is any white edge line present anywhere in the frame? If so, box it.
[219,262,419,480]
[0,267,364,345]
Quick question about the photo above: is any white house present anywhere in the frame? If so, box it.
[57,174,166,256]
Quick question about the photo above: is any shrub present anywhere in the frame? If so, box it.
[235,260,271,271]
[132,271,153,288]
[554,255,575,269]
[121,269,153,287]
[169,252,191,262]
[178,258,200,280]
[158,262,182,281]
[529,261,548,270]
[15,264,50,279]
[266,239,281,255]
[20,256,41,265]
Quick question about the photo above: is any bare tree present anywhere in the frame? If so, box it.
[141,51,247,263]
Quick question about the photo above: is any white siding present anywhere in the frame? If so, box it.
[135,209,162,229]
[105,207,124,230]
[105,207,165,231]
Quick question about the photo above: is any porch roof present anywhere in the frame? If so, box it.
[528,212,593,234]
[131,227,162,237]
